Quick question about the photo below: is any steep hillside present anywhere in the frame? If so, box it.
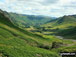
[42,15,76,28]
[53,15,76,28]
[0,9,13,26]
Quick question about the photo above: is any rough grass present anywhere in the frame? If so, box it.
[0,23,61,57]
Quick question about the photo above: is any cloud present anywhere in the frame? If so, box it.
[0,0,76,17]
[40,0,59,5]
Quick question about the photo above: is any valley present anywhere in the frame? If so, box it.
[0,9,76,57]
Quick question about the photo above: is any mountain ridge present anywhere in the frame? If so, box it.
[7,12,54,28]
[41,15,76,39]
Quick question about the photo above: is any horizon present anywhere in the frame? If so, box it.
[0,0,76,17]
[7,11,76,18]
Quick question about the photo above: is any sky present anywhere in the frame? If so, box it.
[0,0,76,17]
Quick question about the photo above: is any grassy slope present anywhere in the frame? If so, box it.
[0,10,61,57]
[41,15,76,39]
[42,15,76,28]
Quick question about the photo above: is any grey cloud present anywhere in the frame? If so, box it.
[62,3,76,9]
[50,9,64,13]
[40,0,59,5]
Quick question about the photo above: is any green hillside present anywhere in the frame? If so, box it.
[41,15,76,39]
[42,15,76,28]
[7,13,53,28]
